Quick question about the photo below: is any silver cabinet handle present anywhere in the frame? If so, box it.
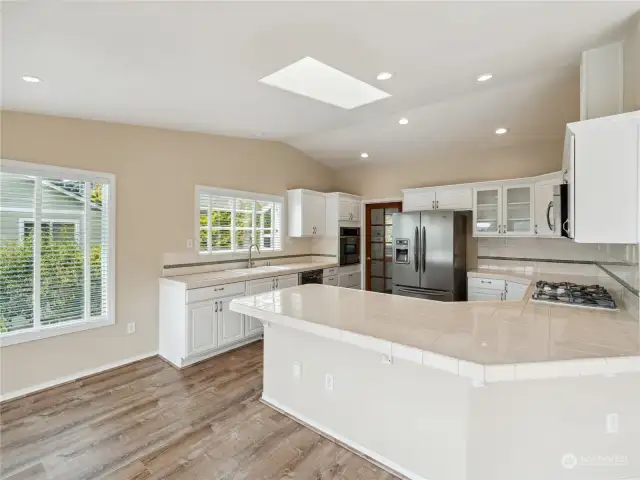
[214,287,225,292]
[276,279,279,288]
[562,219,570,235]
[534,225,538,235]
[480,280,491,284]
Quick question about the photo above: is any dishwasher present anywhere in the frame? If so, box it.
[298,269,323,285]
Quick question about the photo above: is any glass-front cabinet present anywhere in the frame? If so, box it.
[503,184,534,235]
[473,183,534,236]
[473,187,502,236]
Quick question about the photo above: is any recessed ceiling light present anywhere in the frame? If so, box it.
[360,152,369,159]
[398,118,409,125]
[258,57,391,110]
[495,127,508,135]
[22,75,41,83]
[376,72,393,81]
[476,73,493,82]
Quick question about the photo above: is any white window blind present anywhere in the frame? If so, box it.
[0,161,114,339]
[198,187,283,254]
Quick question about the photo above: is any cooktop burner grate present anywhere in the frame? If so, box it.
[531,281,617,310]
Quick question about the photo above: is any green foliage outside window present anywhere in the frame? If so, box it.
[0,230,104,333]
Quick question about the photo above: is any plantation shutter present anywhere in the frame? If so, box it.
[198,188,283,254]
[0,165,113,336]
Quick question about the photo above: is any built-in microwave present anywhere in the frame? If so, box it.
[339,227,360,266]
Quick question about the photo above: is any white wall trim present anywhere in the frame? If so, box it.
[0,351,158,403]
[262,394,429,480]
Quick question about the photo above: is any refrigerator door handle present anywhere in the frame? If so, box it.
[414,226,419,272]
[422,226,426,273]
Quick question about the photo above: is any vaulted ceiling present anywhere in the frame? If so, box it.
[3,1,639,168]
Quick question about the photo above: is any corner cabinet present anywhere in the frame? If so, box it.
[288,189,326,237]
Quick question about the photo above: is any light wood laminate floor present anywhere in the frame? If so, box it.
[1,341,397,480]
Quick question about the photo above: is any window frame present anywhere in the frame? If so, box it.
[0,159,116,347]
[195,186,284,256]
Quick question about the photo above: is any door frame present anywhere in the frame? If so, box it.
[361,198,403,291]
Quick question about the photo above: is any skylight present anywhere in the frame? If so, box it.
[258,57,391,110]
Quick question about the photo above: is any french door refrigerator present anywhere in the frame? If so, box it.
[391,210,467,302]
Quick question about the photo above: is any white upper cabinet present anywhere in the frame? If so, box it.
[473,187,502,236]
[435,187,473,210]
[533,174,562,237]
[581,42,624,120]
[338,196,361,222]
[288,189,326,237]
[564,112,639,243]
[503,183,534,236]
[403,188,436,211]
[403,186,471,212]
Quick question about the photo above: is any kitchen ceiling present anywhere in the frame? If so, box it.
[3,1,639,169]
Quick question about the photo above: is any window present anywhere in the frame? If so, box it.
[197,186,283,255]
[0,160,115,346]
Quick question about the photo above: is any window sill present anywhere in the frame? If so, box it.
[0,316,115,347]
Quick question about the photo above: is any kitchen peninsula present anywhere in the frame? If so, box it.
[230,282,640,480]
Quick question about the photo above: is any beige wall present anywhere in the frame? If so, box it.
[624,12,640,112]
[0,111,335,396]
[334,140,564,199]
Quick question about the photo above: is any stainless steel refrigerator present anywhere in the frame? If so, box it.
[391,211,467,302]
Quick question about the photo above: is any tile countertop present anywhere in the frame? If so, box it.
[230,277,640,383]
[160,260,340,289]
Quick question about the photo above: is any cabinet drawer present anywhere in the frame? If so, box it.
[323,267,338,277]
[468,290,503,302]
[324,275,339,286]
[468,277,506,292]
[186,281,246,304]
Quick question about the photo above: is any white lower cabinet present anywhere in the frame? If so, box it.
[186,301,217,356]
[218,297,245,347]
[468,290,503,302]
[467,277,529,302]
[246,274,299,335]
[324,275,339,286]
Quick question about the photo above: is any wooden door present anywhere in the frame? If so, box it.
[364,202,402,292]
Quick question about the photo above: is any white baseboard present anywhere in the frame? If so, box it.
[261,394,428,480]
[0,350,158,403]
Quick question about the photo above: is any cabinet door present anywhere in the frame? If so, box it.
[186,302,217,357]
[505,282,529,301]
[218,297,245,347]
[324,275,339,286]
[534,180,559,237]
[503,184,534,236]
[473,187,502,236]
[275,274,298,290]
[245,278,273,336]
[403,190,436,212]
[350,202,361,222]
[339,199,352,221]
[304,191,326,236]
[435,187,472,210]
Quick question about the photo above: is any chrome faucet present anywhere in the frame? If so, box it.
[248,243,260,268]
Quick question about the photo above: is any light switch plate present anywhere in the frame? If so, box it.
[127,322,136,334]
[607,413,619,433]
[186,239,194,249]
[325,373,334,392]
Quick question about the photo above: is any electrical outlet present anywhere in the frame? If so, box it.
[186,239,193,249]
[292,362,302,380]
[127,322,136,334]
[325,373,334,392]
[607,413,619,434]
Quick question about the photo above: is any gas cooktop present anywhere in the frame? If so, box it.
[531,281,618,310]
